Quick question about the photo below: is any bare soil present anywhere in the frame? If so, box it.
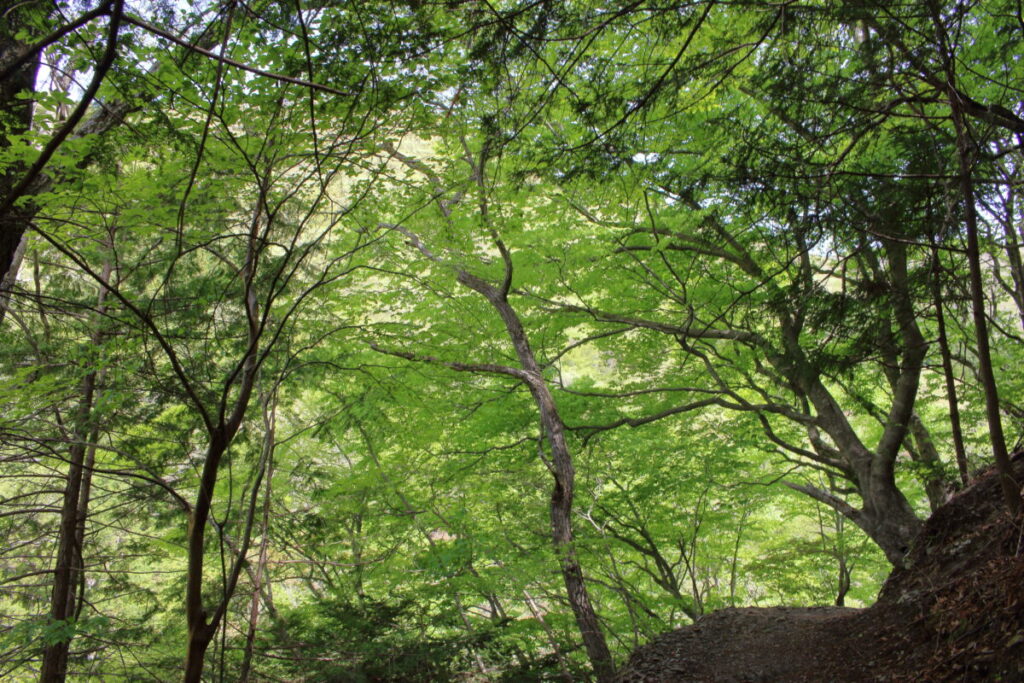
[616,455,1024,682]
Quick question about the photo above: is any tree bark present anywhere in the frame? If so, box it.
[239,411,275,683]
[996,185,1024,332]
[930,240,970,486]
[457,270,616,682]
[925,0,1022,517]
[39,255,111,682]
[39,375,95,683]
[908,414,948,512]
[0,9,40,300]
[945,81,1022,517]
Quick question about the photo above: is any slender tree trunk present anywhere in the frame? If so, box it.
[239,451,274,682]
[996,185,1024,331]
[948,94,1022,516]
[908,415,948,512]
[39,375,96,683]
[458,271,615,682]
[728,508,750,607]
[39,256,111,682]
[382,155,614,677]
[930,241,971,486]
[524,590,573,683]
[835,554,850,607]
[927,0,1022,516]
[184,193,263,682]
[0,235,27,321]
[183,435,226,683]
[72,434,99,620]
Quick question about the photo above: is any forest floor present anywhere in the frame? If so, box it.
[616,455,1024,682]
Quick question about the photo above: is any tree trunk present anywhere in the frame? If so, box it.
[930,240,970,486]
[0,10,40,298]
[457,270,616,682]
[183,228,261,681]
[948,95,1022,516]
[786,451,923,566]
[857,474,923,565]
[239,449,274,683]
[835,554,850,607]
[183,623,215,683]
[39,379,95,682]
[384,163,615,678]
[930,0,1022,516]
[183,436,227,683]
[996,185,1024,331]
[39,255,111,682]
[0,235,27,321]
[524,590,573,682]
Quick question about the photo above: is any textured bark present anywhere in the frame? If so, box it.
[855,472,924,564]
[457,270,616,682]
[0,10,40,297]
[39,374,95,683]
[39,257,110,682]
[936,26,1023,516]
[930,241,970,486]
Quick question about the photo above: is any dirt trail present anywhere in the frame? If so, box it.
[617,606,868,682]
[616,456,1024,682]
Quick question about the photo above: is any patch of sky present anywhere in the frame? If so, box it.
[632,152,660,164]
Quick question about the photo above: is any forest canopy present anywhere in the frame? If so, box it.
[1,0,1023,680]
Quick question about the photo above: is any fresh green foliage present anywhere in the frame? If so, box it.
[1,1,1022,680]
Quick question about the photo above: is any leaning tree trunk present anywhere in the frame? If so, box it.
[458,270,616,682]
[857,465,924,564]
[381,145,615,679]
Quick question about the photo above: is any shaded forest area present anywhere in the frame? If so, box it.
[618,455,1024,681]
[1,1,1023,680]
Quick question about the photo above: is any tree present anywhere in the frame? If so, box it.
[2,2,1023,679]
[370,135,617,680]
[0,0,127,303]
[445,0,1024,562]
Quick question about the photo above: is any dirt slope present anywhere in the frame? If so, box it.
[616,456,1024,682]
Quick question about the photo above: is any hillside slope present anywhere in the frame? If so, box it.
[616,456,1024,682]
